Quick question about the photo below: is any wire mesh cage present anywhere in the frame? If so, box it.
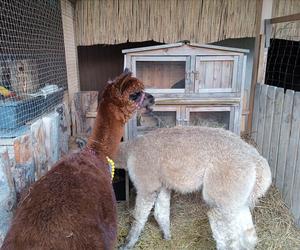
[265,20,300,91]
[0,0,67,133]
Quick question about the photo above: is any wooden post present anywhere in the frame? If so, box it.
[0,148,16,245]
[61,0,80,136]
[248,0,273,133]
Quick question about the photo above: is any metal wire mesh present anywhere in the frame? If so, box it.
[265,21,300,91]
[0,0,67,134]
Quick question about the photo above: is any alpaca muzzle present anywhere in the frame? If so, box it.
[136,92,146,108]
[136,92,155,112]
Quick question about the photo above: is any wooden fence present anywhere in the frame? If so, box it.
[252,83,300,227]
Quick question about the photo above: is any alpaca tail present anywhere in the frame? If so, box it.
[250,156,272,207]
[115,142,129,170]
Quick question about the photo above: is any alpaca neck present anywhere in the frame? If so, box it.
[87,103,124,161]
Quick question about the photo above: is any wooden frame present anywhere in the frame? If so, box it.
[184,105,239,133]
[131,56,191,94]
[124,43,247,136]
[194,55,239,94]
[131,105,182,137]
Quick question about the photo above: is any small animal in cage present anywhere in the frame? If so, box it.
[8,59,39,95]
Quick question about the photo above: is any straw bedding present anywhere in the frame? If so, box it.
[117,185,300,250]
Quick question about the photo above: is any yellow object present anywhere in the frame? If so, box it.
[106,156,115,181]
[0,86,11,97]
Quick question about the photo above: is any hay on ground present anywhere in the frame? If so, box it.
[117,186,300,250]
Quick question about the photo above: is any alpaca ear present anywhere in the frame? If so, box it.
[123,68,131,75]
[117,74,132,93]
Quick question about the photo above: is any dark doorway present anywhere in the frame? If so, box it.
[77,41,163,92]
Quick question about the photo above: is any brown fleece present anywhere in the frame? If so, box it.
[1,71,148,250]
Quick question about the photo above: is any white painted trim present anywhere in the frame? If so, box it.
[122,42,250,54]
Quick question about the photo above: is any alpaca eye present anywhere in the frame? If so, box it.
[129,92,141,101]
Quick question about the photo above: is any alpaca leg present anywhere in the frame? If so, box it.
[207,206,257,250]
[120,192,157,250]
[154,187,171,240]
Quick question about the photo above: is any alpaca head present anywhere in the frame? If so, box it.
[100,69,155,123]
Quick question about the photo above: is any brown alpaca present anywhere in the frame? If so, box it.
[1,70,154,250]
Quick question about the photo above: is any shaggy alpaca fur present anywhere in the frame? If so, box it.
[117,126,272,250]
[0,70,154,250]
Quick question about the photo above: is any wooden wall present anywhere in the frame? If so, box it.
[61,0,80,101]
[252,83,300,227]
[77,41,162,91]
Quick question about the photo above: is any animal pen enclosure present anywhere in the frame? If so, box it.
[0,0,70,242]
[0,0,300,248]
[0,1,67,131]
[251,13,300,227]
[122,43,248,139]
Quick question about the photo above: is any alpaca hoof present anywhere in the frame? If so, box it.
[119,244,132,250]
[163,233,171,240]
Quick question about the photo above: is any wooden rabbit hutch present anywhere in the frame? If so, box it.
[123,42,248,140]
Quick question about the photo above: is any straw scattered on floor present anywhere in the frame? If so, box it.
[117,186,300,250]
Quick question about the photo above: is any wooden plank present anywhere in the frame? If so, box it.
[0,148,15,193]
[56,102,71,157]
[213,61,222,88]
[31,119,47,180]
[221,61,233,88]
[262,85,276,160]
[73,91,98,135]
[251,84,262,141]
[186,56,193,93]
[43,112,60,171]
[240,55,247,132]
[0,147,16,244]
[152,92,240,99]
[275,89,294,191]
[247,0,264,132]
[13,133,32,165]
[154,96,241,105]
[229,106,235,132]
[122,42,184,53]
[231,56,239,93]
[196,60,206,91]
[283,92,300,207]
[122,43,249,54]
[204,61,214,89]
[11,131,34,198]
[256,84,268,153]
[291,108,300,225]
[270,13,300,24]
[234,105,241,135]
[269,87,284,180]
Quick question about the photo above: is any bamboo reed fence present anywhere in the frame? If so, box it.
[75,0,258,45]
[74,0,300,46]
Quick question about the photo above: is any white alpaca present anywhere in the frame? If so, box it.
[117,126,272,250]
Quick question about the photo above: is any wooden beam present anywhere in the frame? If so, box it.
[270,13,300,24]
[247,0,264,133]
[247,0,273,133]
